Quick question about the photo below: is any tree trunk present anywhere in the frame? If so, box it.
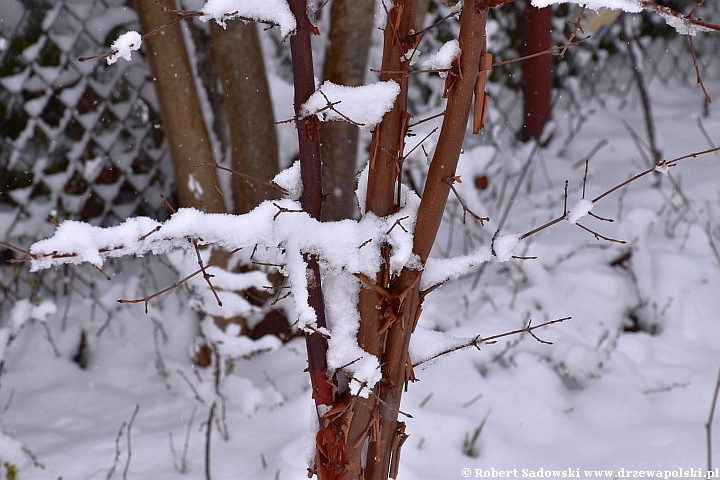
[348,2,490,478]
[210,21,280,214]
[320,0,374,221]
[286,1,336,478]
[520,1,553,142]
[131,0,225,213]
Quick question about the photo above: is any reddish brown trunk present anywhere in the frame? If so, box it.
[364,0,418,218]
[285,1,337,478]
[351,3,490,479]
[521,2,553,142]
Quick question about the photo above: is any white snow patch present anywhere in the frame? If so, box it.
[654,163,670,176]
[531,0,642,13]
[656,11,714,35]
[201,316,281,358]
[200,0,296,38]
[566,199,594,224]
[187,173,204,201]
[421,40,461,78]
[107,31,141,65]
[300,81,401,131]
[273,160,303,200]
[421,246,492,290]
[493,234,521,262]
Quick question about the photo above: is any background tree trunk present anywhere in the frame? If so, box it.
[210,21,280,214]
[320,0,375,221]
[131,0,225,213]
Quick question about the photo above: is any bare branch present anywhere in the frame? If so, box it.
[413,317,571,367]
[200,162,289,195]
[575,222,626,244]
[119,248,242,312]
[78,3,280,62]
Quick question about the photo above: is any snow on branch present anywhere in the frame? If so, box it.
[300,81,401,131]
[200,0,296,38]
[420,233,521,291]
[421,40,461,78]
[566,199,594,224]
[107,31,142,65]
[26,165,421,392]
[531,0,719,36]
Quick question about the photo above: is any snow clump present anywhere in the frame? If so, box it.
[300,81,401,131]
[422,40,461,78]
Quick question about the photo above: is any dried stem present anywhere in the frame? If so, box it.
[199,162,288,194]
[707,365,720,472]
[122,404,140,480]
[106,421,127,480]
[414,316,571,367]
[119,248,241,312]
[205,402,216,480]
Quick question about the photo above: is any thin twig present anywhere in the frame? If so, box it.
[1,389,15,413]
[78,5,280,62]
[404,127,438,159]
[688,36,711,103]
[0,241,36,259]
[707,365,720,472]
[205,402,216,480]
[39,321,61,358]
[119,247,241,312]
[193,239,222,306]
[175,405,197,473]
[106,421,127,480]
[414,317,571,367]
[444,178,489,224]
[177,369,206,404]
[123,404,140,480]
[199,162,288,194]
[575,222,626,244]
[408,110,445,128]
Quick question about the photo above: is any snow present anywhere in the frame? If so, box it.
[656,11,715,36]
[3,78,720,476]
[533,0,714,35]
[300,81,401,131]
[566,198,595,224]
[201,317,281,358]
[2,1,720,478]
[409,327,473,366]
[187,173,204,201]
[532,0,643,13]
[200,0,296,38]
[29,180,420,386]
[272,160,302,200]
[422,40,461,78]
[493,234,521,262]
[106,31,142,65]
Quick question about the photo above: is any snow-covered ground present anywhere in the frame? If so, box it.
[1,19,720,480]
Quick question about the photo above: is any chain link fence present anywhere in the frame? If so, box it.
[0,0,172,246]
